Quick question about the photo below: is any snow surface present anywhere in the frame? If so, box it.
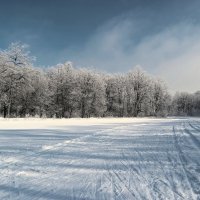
[0,117,200,200]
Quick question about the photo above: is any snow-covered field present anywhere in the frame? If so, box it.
[0,117,200,200]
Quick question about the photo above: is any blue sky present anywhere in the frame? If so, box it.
[0,0,200,92]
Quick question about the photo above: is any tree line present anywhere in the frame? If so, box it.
[0,43,199,118]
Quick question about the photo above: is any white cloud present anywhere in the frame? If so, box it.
[70,15,200,93]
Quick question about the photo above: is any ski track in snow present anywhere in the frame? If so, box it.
[0,118,200,200]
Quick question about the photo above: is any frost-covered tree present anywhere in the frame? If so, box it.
[77,69,106,118]
[0,42,34,117]
[149,79,171,117]
[172,92,193,116]
[2,42,198,118]
[193,91,200,115]
[126,67,150,117]
[105,74,127,117]
[19,68,49,117]
[47,62,79,118]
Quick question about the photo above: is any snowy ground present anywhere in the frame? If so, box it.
[0,117,200,200]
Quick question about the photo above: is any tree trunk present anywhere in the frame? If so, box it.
[3,103,7,118]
